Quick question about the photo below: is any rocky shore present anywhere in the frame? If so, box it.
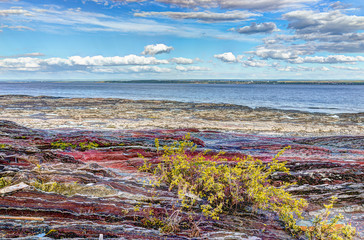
[0,95,363,136]
[0,95,363,239]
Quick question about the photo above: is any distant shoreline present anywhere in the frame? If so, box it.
[104,80,364,85]
[1,79,364,85]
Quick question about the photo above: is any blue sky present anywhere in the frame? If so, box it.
[1,0,364,80]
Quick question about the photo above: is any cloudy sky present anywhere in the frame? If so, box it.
[1,0,364,80]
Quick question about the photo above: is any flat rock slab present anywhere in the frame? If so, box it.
[0,182,30,195]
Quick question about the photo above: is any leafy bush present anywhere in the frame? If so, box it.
[0,177,12,189]
[0,143,11,149]
[142,134,306,221]
[140,134,357,239]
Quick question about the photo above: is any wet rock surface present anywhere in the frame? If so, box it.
[0,95,363,136]
[0,120,363,239]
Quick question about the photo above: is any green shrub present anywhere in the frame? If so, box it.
[0,177,12,189]
[0,143,11,149]
[141,134,306,221]
[140,134,356,239]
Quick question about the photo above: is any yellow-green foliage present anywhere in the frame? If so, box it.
[142,134,306,222]
[133,203,166,229]
[31,180,80,196]
[51,141,76,150]
[78,141,99,150]
[142,217,165,229]
[51,140,99,150]
[0,143,11,149]
[0,177,12,189]
[305,197,356,240]
[140,134,356,239]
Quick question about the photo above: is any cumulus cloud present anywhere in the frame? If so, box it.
[141,44,174,56]
[257,9,364,56]
[134,10,259,23]
[0,54,169,72]
[170,57,194,64]
[214,52,238,63]
[283,10,364,35]
[252,47,306,60]
[175,65,210,71]
[231,22,277,34]
[65,55,169,65]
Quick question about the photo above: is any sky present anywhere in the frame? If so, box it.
[1,0,364,80]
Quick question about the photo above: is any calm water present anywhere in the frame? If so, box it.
[0,82,363,114]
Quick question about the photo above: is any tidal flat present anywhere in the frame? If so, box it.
[0,95,363,239]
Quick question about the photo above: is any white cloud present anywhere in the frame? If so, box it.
[92,66,172,74]
[2,7,177,35]
[0,52,44,58]
[0,8,30,17]
[141,44,174,56]
[257,9,364,57]
[0,25,34,31]
[231,22,277,34]
[153,0,316,11]
[289,55,364,64]
[214,52,237,63]
[175,65,210,71]
[85,0,316,11]
[134,10,259,23]
[66,55,169,65]
[283,10,364,35]
[253,47,305,60]
[243,59,269,67]
[0,5,259,42]
[0,54,169,72]
[273,65,314,72]
[170,57,194,64]
[319,66,330,71]
[332,66,361,71]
